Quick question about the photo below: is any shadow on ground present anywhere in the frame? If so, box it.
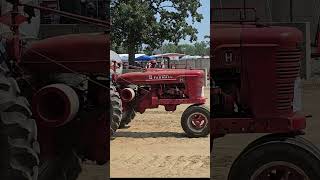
[114,131,189,138]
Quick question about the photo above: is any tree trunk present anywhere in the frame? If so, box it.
[127,35,136,66]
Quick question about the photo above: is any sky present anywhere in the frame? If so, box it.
[158,0,210,45]
[179,0,210,44]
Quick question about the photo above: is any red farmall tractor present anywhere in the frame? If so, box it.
[211,6,320,180]
[110,55,210,138]
[0,1,121,180]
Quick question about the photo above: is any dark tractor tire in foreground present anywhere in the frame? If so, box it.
[110,84,122,137]
[0,72,40,180]
[228,136,320,180]
[38,150,81,180]
[119,108,135,128]
[181,105,209,138]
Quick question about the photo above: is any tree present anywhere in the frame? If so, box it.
[177,44,195,55]
[160,41,210,56]
[111,0,203,65]
[194,41,208,56]
[161,43,178,53]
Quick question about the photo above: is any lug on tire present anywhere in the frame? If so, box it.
[228,135,320,180]
[119,108,135,128]
[181,105,209,138]
[38,149,82,180]
[110,84,122,137]
[0,71,39,180]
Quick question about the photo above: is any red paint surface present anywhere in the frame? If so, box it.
[21,33,108,73]
[211,18,305,138]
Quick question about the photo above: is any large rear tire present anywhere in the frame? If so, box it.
[38,149,81,180]
[228,135,320,180]
[0,71,39,180]
[110,84,122,137]
[119,108,135,128]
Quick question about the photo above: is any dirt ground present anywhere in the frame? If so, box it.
[109,88,211,178]
[212,80,320,180]
[76,81,320,179]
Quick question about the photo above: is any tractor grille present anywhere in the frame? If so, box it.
[275,48,301,112]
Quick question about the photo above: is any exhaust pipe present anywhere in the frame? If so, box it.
[121,88,135,102]
[32,84,79,127]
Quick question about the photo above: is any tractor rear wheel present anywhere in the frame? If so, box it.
[119,108,135,128]
[228,136,320,180]
[0,72,39,180]
[38,149,81,180]
[181,105,209,138]
[110,84,122,136]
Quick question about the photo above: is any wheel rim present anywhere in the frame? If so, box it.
[250,161,310,180]
[187,112,208,132]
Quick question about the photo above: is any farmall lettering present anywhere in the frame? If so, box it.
[148,74,174,80]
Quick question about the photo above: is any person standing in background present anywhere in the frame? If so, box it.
[146,60,157,68]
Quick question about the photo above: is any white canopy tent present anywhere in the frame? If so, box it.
[118,54,146,62]
[180,55,202,60]
[110,50,123,74]
[110,50,122,63]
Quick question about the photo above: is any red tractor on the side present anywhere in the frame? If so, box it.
[110,57,210,137]
[0,1,122,180]
[211,6,320,180]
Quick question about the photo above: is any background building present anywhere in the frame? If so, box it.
[213,0,319,42]
[40,0,108,24]
[38,0,109,38]
[213,0,320,79]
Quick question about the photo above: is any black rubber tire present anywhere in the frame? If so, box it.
[235,133,310,159]
[210,135,214,152]
[0,72,39,180]
[181,105,209,138]
[110,84,122,137]
[228,136,320,180]
[119,108,135,128]
[38,150,81,180]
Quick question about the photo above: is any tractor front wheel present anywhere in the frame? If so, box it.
[110,84,122,137]
[181,105,209,138]
[228,135,320,180]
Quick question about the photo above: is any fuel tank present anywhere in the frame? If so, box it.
[116,68,204,85]
[21,33,108,73]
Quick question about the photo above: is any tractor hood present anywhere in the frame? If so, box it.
[212,24,303,50]
[116,68,204,85]
[21,33,109,73]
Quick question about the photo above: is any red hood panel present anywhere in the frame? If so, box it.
[21,33,108,73]
[116,69,204,85]
[212,24,303,49]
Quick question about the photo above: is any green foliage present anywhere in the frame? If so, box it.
[194,41,209,56]
[161,40,209,56]
[111,0,203,64]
